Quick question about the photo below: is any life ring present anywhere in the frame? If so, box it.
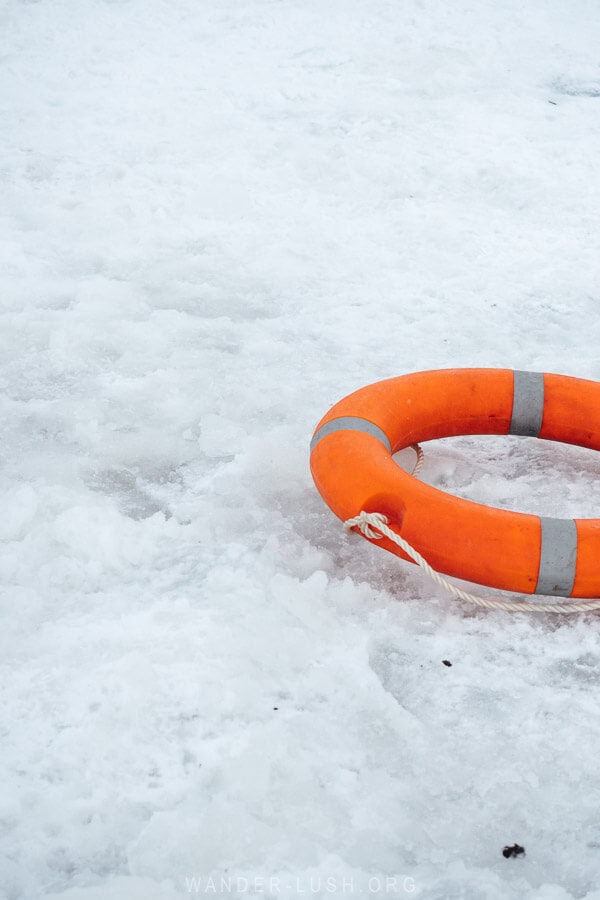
[310,369,600,599]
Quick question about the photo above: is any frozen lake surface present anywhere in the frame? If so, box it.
[3,0,600,897]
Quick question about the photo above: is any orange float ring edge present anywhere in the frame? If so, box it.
[310,368,600,599]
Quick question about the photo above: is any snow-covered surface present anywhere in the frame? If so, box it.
[3,0,600,897]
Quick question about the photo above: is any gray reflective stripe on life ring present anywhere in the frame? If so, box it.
[535,517,578,596]
[310,416,392,453]
[510,371,545,437]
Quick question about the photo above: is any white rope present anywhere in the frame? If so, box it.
[409,443,425,477]
[343,444,600,614]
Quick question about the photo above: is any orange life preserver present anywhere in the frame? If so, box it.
[310,368,600,598]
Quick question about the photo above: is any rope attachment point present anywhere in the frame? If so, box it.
[344,510,388,539]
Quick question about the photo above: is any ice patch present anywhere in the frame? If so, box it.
[554,77,600,98]
[196,413,247,460]
[0,484,39,541]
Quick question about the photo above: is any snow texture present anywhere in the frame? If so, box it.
[2,0,600,897]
